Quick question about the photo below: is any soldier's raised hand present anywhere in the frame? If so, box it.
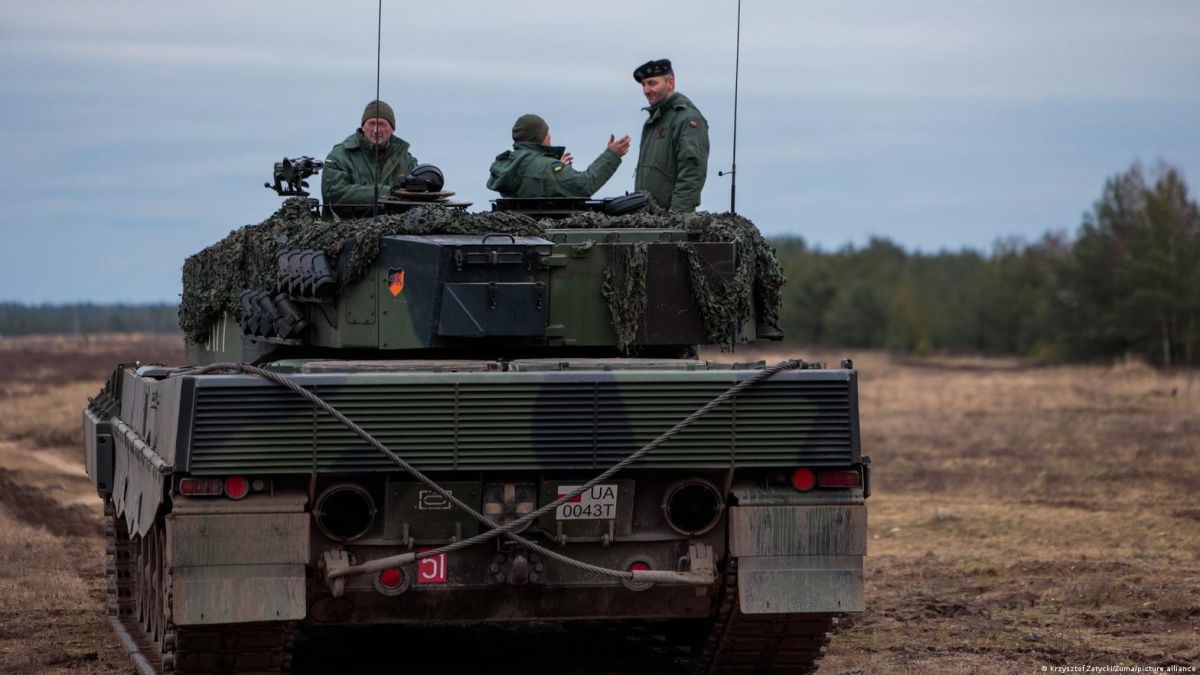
[608,134,631,157]
[560,151,574,166]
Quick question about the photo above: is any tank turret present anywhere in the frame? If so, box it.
[182,198,785,364]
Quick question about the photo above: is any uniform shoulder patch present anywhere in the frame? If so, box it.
[550,162,564,173]
[689,120,698,128]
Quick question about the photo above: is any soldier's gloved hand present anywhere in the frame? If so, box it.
[608,134,632,157]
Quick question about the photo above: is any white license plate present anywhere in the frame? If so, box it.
[555,484,618,520]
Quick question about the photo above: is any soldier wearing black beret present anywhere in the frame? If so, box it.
[632,59,710,212]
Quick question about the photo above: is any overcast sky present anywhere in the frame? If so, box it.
[1,1,1197,303]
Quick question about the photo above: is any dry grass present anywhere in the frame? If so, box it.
[0,335,178,672]
[0,333,183,448]
[0,338,1196,672]
[0,333,183,393]
[769,348,1200,672]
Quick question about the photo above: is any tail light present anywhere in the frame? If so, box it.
[223,475,250,500]
[379,568,405,589]
[790,468,816,491]
[621,558,654,592]
[373,566,411,596]
[817,470,861,488]
[179,475,263,499]
[179,478,223,496]
[789,468,862,491]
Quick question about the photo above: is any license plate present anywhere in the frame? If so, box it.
[555,484,618,520]
[417,547,447,584]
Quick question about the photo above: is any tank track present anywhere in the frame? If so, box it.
[697,558,838,674]
[105,500,296,674]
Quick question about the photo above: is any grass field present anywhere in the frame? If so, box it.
[0,335,1196,673]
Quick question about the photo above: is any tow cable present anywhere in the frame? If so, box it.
[186,359,805,592]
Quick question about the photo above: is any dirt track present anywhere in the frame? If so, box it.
[0,336,1196,673]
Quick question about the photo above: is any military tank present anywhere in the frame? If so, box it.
[83,164,869,674]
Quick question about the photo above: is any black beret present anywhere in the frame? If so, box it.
[633,59,673,83]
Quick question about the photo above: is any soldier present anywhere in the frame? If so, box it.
[633,59,710,212]
[322,99,419,218]
[487,114,631,198]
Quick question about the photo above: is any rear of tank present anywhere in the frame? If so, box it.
[85,358,867,631]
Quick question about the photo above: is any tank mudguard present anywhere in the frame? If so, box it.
[82,408,114,496]
[728,505,867,614]
[111,426,166,538]
[167,491,309,625]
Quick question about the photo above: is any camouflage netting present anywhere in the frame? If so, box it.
[600,242,649,353]
[179,200,541,343]
[179,201,785,348]
[570,211,786,351]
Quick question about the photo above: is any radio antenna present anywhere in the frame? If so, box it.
[371,0,383,222]
[717,0,741,214]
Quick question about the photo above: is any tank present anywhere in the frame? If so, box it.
[83,176,869,673]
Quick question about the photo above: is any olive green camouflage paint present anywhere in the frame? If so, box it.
[125,365,860,476]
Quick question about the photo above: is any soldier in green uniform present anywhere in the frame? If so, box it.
[487,114,631,198]
[633,59,710,212]
[322,100,419,218]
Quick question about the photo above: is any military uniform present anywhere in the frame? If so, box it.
[487,142,621,199]
[321,130,419,218]
[635,92,709,212]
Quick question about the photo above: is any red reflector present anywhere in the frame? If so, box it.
[817,470,862,488]
[627,561,651,573]
[379,567,405,589]
[179,478,223,496]
[224,475,250,500]
[791,468,816,491]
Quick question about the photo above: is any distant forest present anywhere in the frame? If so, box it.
[2,162,1195,366]
[0,303,178,336]
[775,162,1199,366]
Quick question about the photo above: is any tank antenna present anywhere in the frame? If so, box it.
[717,0,741,214]
[371,0,384,222]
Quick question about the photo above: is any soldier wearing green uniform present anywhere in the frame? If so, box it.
[633,59,710,212]
[487,114,631,198]
[322,100,419,218]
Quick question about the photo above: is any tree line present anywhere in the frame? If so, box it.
[0,303,178,336]
[773,162,1200,366]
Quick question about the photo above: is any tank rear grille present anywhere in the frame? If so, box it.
[186,376,856,474]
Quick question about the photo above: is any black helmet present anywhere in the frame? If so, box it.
[412,164,445,192]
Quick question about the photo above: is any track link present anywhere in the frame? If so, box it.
[698,558,838,674]
[106,500,295,674]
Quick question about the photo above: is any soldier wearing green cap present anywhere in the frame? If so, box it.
[322,99,420,218]
[486,114,631,199]
[632,59,709,212]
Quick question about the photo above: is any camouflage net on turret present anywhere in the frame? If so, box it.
[179,200,541,343]
[179,201,785,348]
[560,211,786,351]
[600,242,649,353]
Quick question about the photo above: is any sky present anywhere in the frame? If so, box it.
[1,1,1197,303]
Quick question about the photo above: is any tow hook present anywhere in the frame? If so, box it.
[628,544,717,588]
[491,550,544,585]
[320,549,351,598]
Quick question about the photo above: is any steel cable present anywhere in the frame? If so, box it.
[185,358,805,580]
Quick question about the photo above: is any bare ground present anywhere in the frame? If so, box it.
[0,336,1196,672]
